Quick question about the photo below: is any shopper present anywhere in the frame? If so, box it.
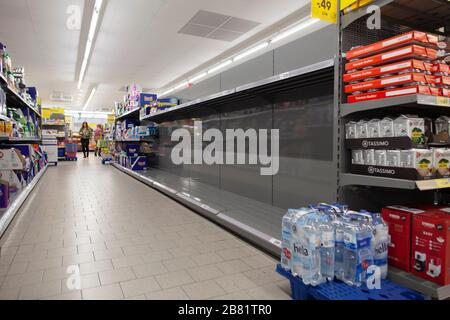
[94,124,104,157]
[79,122,93,158]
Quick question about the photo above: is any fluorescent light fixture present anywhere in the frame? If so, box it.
[77,0,104,89]
[161,88,175,97]
[234,42,269,61]
[208,59,232,74]
[271,18,320,43]
[174,81,189,90]
[189,72,207,83]
[83,87,97,111]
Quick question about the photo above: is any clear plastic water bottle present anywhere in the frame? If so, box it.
[299,213,324,286]
[371,212,389,279]
[281,209,300,271]
[334,222,345,281]
[319,222,335,281]
[342,218,374,287]
[291,209,311,277]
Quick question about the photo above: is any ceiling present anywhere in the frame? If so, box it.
[0,0,309,111]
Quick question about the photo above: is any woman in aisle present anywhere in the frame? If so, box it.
[79,122,93,158]
[94,124,104,157]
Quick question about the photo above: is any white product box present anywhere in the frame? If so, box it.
[0,149,26,170]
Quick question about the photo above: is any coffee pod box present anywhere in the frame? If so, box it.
[380,117,395,138]
[433,148,450,178]
[375,150,388,166]
[345,121,357,139]
[401,149,434,178]
[367,119,381,138]
[435,116,450,135]
[352,150,364,165]
[394,115,425,144]
[387,150,402,167]
[355,120,368,139]
[363,149,376,165]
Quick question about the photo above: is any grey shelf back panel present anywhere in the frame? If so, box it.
[274,24,338,75]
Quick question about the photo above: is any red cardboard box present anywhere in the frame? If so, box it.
[343,59,434,82]
[433,63,450,75]
[346,31,438,60]
[347,85,441,103]
[412,211,450,286]
[443,88,450,98]
[437,76,450,86]
[345,73,438,93]
[345,45,438,72]
[382,206,426,272]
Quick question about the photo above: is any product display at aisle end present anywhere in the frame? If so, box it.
[112,84,165,171]
[0,40,47,241]
[339,1,450,300]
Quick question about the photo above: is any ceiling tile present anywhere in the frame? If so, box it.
[188,10,230,28]
[178,23,215,38]
[220,17,260,33]
[207,29,243,42]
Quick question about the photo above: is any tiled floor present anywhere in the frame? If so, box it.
[0,156,290,300]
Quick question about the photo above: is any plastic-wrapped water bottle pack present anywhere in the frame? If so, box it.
[281,203,389,287]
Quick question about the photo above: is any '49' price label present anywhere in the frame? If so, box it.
[311,0,337,24]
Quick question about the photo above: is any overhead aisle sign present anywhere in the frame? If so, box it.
[311,0,338,24]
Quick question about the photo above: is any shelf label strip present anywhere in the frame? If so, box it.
[416,179,450,191]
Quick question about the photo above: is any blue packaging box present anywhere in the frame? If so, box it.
[125,144,140,157]
[140,93,158,108]
[131,156,148,171]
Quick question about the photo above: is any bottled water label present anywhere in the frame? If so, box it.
[321,231,335,248]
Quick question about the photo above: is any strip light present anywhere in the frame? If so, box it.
[234,42,269,61]
[271,18,320,43]
[208,59,232,74]
[83,87,97,111]
[174,81,189,90]
[189,72,208,84]
[78,0,104,89]
[160,17,321,97]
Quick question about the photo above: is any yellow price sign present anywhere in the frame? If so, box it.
[340,0,358,10]
[435,179,450,189]
[436,96,450,107]
[312,0,337,24]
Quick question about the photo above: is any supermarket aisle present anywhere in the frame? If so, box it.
[0,157,289,300]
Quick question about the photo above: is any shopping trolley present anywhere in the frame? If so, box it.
[65,143,78,161]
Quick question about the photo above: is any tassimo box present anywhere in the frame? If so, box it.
[381,206,426,272]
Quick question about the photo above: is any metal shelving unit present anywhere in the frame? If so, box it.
[0,73,41,117]
[115,107,140,121]
[338,0,450,299]
[0,165,48,242]
[341,95,450,117]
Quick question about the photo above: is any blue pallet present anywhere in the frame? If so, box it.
[276,264,424,300]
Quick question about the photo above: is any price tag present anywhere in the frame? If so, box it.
[436,96,450,107]
[340,0,358,10]
[311,0,337,24]
[435,179,450,189]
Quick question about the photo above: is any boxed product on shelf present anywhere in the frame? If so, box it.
[0,180,9,209]
[433,63,450,75]
[347,85,441,103]
[346,31,439,60]
[343,59,435,82]
[0,148,26,170]
[433,148,450,178]
[125,143,139,157]
[381,206,426,272]
[0,170,24,193]
[412,210,450,285]
[345,73,439,93]
[139,93,157,108]
[345,45,438,72]
[394,115,425,145]
[131,156,149,171]
[351,148,435,180]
